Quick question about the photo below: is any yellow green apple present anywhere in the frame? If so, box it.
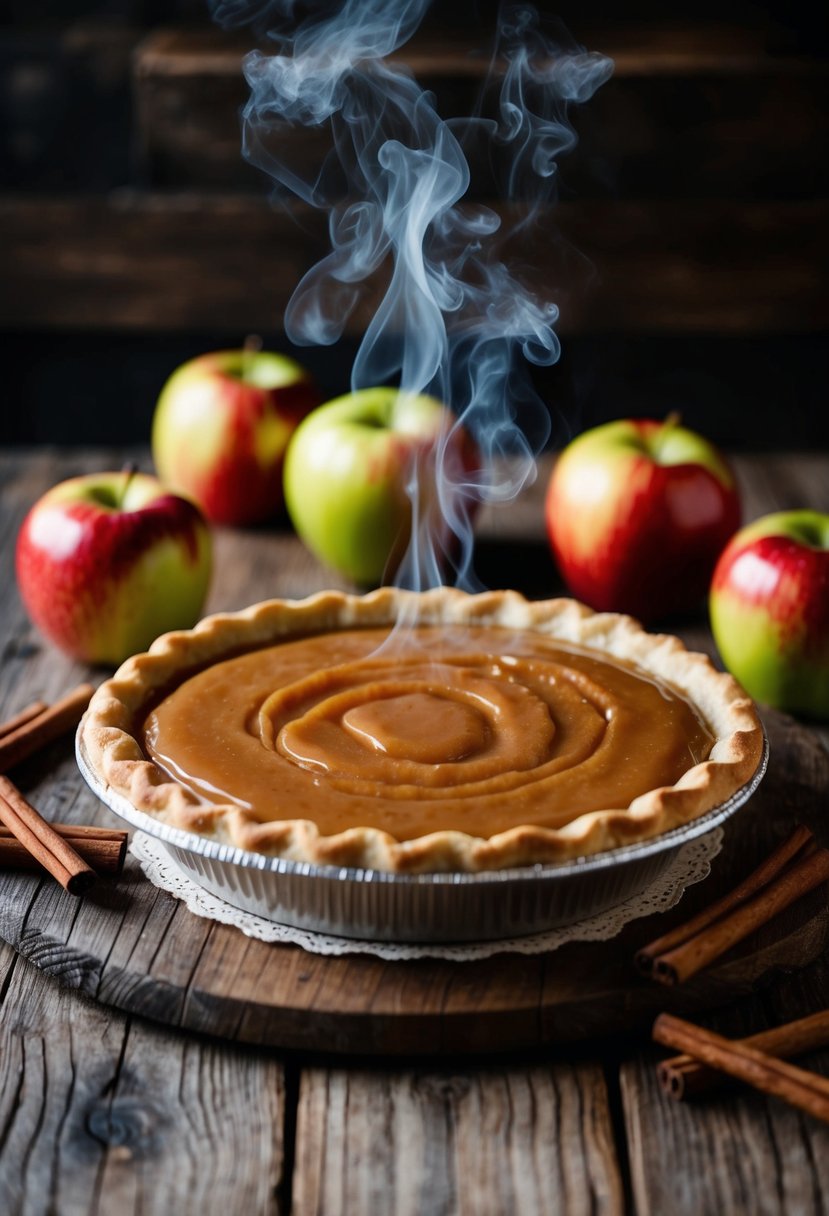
[283,387,476,586]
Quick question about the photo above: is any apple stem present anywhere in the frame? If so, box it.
[119,461,139,509]
[654,411,682,460]
[243,334,263,381]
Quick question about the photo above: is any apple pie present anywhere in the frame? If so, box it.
[80,588,764,872]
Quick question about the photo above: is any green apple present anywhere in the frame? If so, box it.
[152,349,320,526]
[283,388,474,586]
[546,417,741,622]
[16,470,212,665]
[710,510,829,718]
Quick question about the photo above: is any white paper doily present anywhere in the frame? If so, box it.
[130,827,724,961]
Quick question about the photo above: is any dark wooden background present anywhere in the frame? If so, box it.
[0,0,827,449]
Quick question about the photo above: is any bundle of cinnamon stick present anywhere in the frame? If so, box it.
[0,686,127,894]
[656,1008,829,1101]
[640,824,829,1123]
[636,824,829,985]
[0,686,93,771]
[654,1011,829,1124]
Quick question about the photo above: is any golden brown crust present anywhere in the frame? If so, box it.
[80,589,764,872]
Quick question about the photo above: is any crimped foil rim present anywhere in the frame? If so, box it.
[76,729,767,887]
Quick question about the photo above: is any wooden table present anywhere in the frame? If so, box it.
[0,447,827,1215]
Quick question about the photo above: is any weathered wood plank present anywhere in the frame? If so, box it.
[1,195,825,335]
[134,25,829,198]
[136,24,825,82]
[292,1063,624,1215]
[0,952,286,1216]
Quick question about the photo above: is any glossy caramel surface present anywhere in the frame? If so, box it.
[143,625,713,841]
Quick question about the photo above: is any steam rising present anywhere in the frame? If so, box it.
[211,0,612,589]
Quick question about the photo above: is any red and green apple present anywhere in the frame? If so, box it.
[710,510,829,718]
[16,470,212,665]
[545,417,741,622]
[152,349,320,526]
[283,387,475,586]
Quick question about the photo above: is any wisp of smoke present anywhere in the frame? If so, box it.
[210,0,612,591]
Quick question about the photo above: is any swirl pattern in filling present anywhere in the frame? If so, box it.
[143,625,714,841]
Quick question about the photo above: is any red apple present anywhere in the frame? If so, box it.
[710,510,829,718]
[545,417,741,623]
[16,470,212,665]
[283,387,478,586]
[152,349,320,526]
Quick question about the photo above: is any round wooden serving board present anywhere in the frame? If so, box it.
[0,709,827,1056]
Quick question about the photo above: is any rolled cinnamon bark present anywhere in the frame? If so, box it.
[635,825,814,977]
[653,1013,829,1124]
[0,776,96,895]
[0,822,127,876]
[0,700,48,741]
[0,684,94,772]
[658,1009,829,1099]
[652,847,829,985]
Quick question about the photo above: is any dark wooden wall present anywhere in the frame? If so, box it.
[0,1,827,447]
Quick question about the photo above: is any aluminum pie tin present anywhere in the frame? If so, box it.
[76,731,767,944]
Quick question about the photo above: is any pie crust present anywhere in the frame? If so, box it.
[80,588,764,873]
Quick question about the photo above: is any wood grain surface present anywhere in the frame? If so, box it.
[134,24,829,199]
[0,448,828,1212]
[1,196,825,336]
[0,939,286,1215]
[292,1064,624,1215]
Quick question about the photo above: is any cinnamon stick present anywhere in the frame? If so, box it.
[658,1009,829,1099]
[635,825,814,977]
[0,684,94,772]
[0,822,127,876]
[651,846,829,985]
[0,822,127,841]
[0,776,96,895]
[0,700,48,741]
[653,1013,829,1124]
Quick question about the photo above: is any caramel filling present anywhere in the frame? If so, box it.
[143,625,713,841]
